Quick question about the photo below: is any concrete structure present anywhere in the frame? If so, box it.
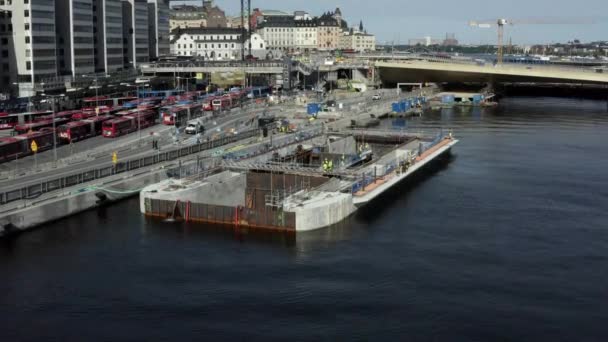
[94,0,124,73]
[148,0,170,59]
[171,27,266,60]
[339,31,376,52]
[139,171,246,213]
[139,131,458,232]
[55,0,95,77]
[122,0,149,69]
[0,0,58,97]
[376,60,608,85]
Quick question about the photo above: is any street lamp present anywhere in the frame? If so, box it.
[82,74,109,110]
[41,92,65,166]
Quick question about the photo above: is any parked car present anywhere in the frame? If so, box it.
[372,94,381,100]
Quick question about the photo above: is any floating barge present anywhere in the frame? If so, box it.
[140,130,458,232]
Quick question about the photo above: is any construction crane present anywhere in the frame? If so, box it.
[468,18,596,65]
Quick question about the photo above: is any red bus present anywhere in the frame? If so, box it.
[125,110,157,129]
[212,96,233,110]
[202,96,215,111]
[0,110,53,130]
[58,116,112,143]
[102,109,156,138]
[161,103,202,126]
[14,118,70,135]
[72,106,121,120]
[37,110,80,122]
[83,96,136,108]
[0,129,55,163]
[102,117,135,138]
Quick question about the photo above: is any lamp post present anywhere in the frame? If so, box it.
[41,92,64,166]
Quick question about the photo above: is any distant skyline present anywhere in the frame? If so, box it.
[171,0,608,45]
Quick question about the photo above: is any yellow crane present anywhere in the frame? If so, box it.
[468,18,597,65]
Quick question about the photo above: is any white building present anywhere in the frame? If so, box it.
[171,28,266,60]
[257,16,295,52]
[294,19,317,51]
[339,31,376,52]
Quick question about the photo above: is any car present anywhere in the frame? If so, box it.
[185,123,204,134]
[372,94,381,100]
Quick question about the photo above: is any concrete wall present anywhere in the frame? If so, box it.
[1,169,166,236]
[286,191,355,231]
[328,136,357,155]
[139,171,246,213]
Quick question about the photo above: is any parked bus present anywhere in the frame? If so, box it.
[82,96,136,108]
[202,96,216,111]
[102,110,156,138]
[14,118,70,135]
[212,96,233,110]
[247,86,271,99]
[57,116,112,143]
[161,103,203,127]
[37,110,81,122]
[72,106,121,120]
[0,110,53,130]
[121,97,163,109]
[0,129,55,163]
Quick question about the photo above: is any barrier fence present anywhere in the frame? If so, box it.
[0,129,260,206]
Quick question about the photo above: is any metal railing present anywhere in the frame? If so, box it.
[0,129,260,206]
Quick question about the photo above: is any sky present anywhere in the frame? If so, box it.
[172,0,608,45]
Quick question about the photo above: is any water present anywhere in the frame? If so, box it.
[2,97,608,341]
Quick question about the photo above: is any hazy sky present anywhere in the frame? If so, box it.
[173,0,607,45]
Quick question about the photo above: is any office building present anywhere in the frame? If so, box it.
[56,0,95,77]
[122,0,148,69]
[0,0,58,96]
[94,0,124,73]
[148,0,169,59]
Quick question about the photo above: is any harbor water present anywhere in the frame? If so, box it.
[2,97,608,340]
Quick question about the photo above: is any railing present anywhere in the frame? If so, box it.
[0,129,260,206]
[141,61,286,70]
[376,54,608,76]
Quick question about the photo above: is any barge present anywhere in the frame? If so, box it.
[140,130,457,232]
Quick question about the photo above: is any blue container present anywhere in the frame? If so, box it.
[307,103,320,115]
[441,94,455,103]
[472,94,483,104]
[399,100,407,113]
[392,102,400,113]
